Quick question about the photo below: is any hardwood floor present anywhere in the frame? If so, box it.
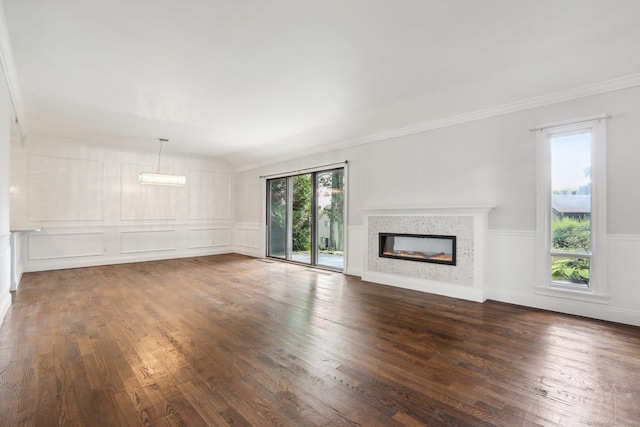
[1,254,639,426]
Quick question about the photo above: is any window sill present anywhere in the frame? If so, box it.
[533,285,611,305]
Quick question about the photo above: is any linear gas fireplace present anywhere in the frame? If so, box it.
[379,233,456,266]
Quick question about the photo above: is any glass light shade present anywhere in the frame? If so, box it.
[139,172,187,186]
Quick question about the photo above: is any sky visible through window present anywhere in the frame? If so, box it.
[551,132,591,191]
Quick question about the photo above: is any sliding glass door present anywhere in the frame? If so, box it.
[291,174,312,264]
[267,178,287,259]
[316,170,344,270]
[266,168,344,271]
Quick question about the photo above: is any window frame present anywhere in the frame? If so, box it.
[535,115,608,300]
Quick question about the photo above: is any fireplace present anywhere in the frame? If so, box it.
[379,233,456,266]
[365,208,493,302]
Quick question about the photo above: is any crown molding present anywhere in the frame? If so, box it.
[236,72,640,172]
[0,2,26,144]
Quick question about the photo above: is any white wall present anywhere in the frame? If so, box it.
[0,71,12,327]
[235,85,640,326]
[10,136,234,274]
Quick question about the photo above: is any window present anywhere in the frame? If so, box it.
[536,115,607,296]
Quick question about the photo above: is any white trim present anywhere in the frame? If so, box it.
[23,248,232,273]
[488,289,639,327]
[233,222,265,257]
[346,224,364,277]
[608,234,640,242]
[234,243,261,249]
[532,286,610,304]
[346,267,363,277]
[535,117,607,298]
[233,247,262,258]
[261,180,267,258]
[488,230,536,238]
[342,162,349,274]
[233,222,263,230]
[362,271,485,303]
[186,224,231,233]
[0,2,26,144]
[0,292,11,329]
[187,227,231,249]
[10,232,23,291]
[20,222,232,230]
[236,73,640,172]
[491,230,640,241]
[28,231,105,260]
[1,236,13,327]
[0,233,9,251]
[120,247,175,255]
[491,230,639,241]
[120,229,176,254]
[363,206,494,216]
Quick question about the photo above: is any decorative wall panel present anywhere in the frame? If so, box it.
[234,226,261,248]
[28,154,103,221]
[120,230,177,254]
[29,232,104,260]
[188,228,231,249]
[120,163,178,220]
[188,170,231,219]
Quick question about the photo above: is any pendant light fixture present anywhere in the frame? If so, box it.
[139,138,187,186]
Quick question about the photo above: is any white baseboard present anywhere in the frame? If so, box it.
[345,267,363,277]
[232,246,263,258]
[0,292,11,328]
[362,271,485,303]
[23,247,233,273]
[10,267,22,291]
[488,288,640,327]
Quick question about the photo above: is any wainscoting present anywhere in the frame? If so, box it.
[487,230,640,326]
[10,144,236,278]
[232,222,263,258]
[0,233,11,326]
[17,223,233,273]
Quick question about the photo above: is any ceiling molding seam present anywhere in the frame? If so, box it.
[0,2,27,144]
[237,72,640,173]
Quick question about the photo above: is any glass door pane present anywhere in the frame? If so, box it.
[267,178,287,259]
[291,174,312,265]
[316,169,344,270]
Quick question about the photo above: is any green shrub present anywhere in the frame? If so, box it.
[551,217,590,285]
[552,217,590,252]
[292,175,312,252]
[551,258,590,284]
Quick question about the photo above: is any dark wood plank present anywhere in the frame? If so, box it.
[0,254,639,426]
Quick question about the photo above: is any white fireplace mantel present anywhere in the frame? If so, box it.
[362,205,494,216]
[363,206,494,302]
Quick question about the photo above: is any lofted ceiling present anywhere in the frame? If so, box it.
[3,0,640,167]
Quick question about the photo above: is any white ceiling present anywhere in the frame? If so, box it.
[3,0,640,167]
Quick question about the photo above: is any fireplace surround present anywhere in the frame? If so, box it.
[363,206,493,302]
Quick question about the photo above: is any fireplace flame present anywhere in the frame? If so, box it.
[383,250,452,262]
